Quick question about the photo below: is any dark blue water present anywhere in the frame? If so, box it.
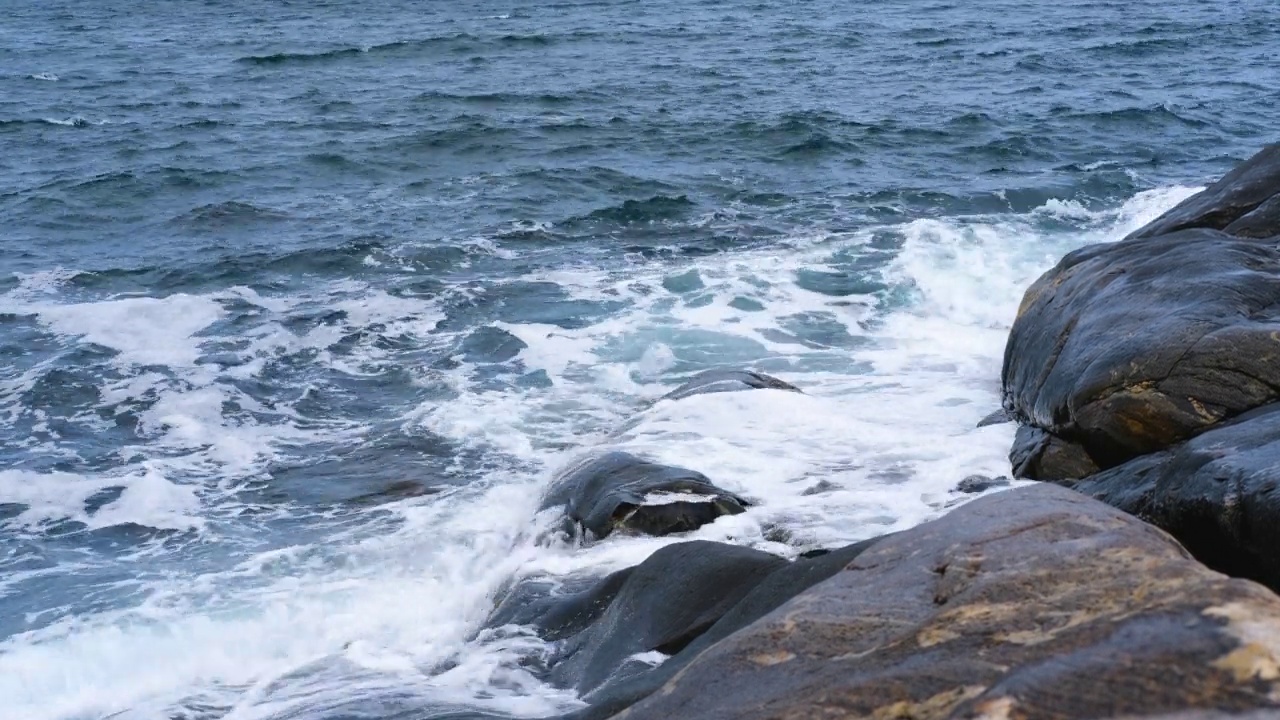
[2,1,1278,718]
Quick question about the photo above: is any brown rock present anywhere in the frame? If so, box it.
[1002,227,1280,474]
[612,484,1280,720]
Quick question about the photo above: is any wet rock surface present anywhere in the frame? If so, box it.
[1071,402,1280,593]
[1003,146,1280,482]
[490,537,888,720]
[954,474,1011,494]
[543,541,786,696]
[539,451,749,540]
[611,484,1280,720]
[1000,144,1280,598]
[1126,144,1280,240]
[1003,227,1280,476]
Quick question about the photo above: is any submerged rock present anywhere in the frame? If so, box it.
[539,451,749,540]
[1003,227,1280,476]
[344,480,444,505]
[1070,401,1280,593]
[486,569,636,644]
[660,369,800,402]
[613,484,1280,720]
[954,474,1011,494]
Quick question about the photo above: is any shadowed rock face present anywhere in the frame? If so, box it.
[482,537,887,720]
[539,452,749,540]
[660,369,800,402]
[1071,402,1280,594]
[543,541,787,696]
[1127,144,1280,240]
[1002,227,1280,478]
[613,484,1280,720]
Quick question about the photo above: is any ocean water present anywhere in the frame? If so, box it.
[1,1,1277,718]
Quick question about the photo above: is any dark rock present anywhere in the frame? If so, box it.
[1070,401,1280,593]
[556,536,887,720]
[800,479,840,496]
[1009,425,1100,481]
[1225,193,1280,239]
[976,408,1014,427]
[1127,145,1280,240]
[1003,227,1280,474]
[546,541,787,695]
[540,452,749,540]
[661,369,800,402]
[486,568,636,643]
[613,484,1280,720]
[954,474,1011,494]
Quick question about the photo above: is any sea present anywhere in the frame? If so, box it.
[1,1,1277,718]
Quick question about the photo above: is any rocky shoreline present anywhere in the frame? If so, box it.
[486,147,1280,719]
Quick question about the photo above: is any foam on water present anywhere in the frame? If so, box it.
[0,186,1199,720]
[37,294,225,367]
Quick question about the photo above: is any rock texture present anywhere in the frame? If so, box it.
[613,484,1280,720]
[539,451,749,540]
[542,541,786,695]
[1000,144,1280,594]
[1071,401,1280,593]
[1126,144,1280,240]
[1003,146,1280,480]
[1003,227,1280,477]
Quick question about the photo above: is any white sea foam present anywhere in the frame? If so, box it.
[0,187,1197,720]
[41,116,94,127]
[37,294,225,367]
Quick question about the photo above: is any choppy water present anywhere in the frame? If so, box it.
[1,1,1277,718]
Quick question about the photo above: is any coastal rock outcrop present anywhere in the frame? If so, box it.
[539,451,749,540]
[611,484,1280,720]
[1126,144,1280,240]
[541,541,786,696]
[1003,226,1280,478]
[1070,401,1280,593]
[1000,144,1280,593]
[483,536,887,720]
[1003,145,1280,481]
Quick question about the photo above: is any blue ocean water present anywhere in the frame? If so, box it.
[1,1,1277,718]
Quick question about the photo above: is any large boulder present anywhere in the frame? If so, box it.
[1070,401,1280,594]
[1127,144,1280,240]
[612,484,1280,720]
[540,451,749,540]
[1002,227,1280,478]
